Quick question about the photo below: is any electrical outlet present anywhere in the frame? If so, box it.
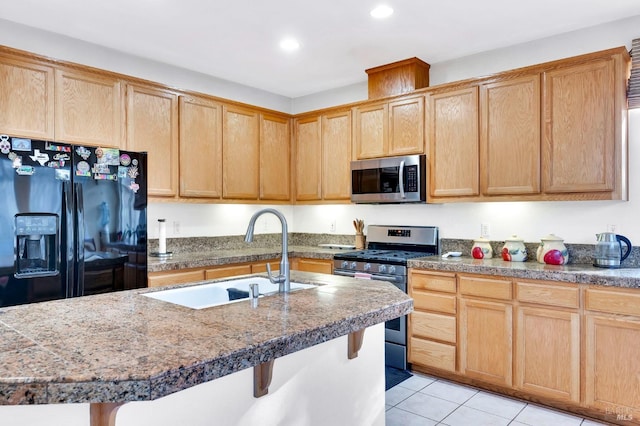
[172,221,180,235]
[480,223,490,238]
[607,224,617,233]
[329,219,337,233]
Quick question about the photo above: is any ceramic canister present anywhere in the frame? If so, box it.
[536,234,569,265]
[501,235,527,262]
[471,237,493,259]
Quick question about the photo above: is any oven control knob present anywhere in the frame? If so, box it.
[364,263,371,271]
[341,261,349,269]
[350,262,358,270]
[388,265,397,274]
[378,264,387,273]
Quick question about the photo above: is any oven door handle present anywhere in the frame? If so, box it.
[333,269,403,283]
[398,160,405,199]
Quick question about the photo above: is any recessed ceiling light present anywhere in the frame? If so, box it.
[370,5,393,19]
[279,38,300,52]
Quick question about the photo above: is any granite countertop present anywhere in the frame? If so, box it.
[409,256,640,288]
[148,245,341,272]
[0,271,411,405]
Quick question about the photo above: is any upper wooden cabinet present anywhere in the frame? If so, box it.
[427,86,480,198]
[179,95,223,199]
[322,110,352,200]
[480,75,540,195]
[126,83,179,198]
[260,113,291,201]
[543,52,627,198]
[354,95,424,160]
[0,54,54,139]
[55,68,124,148]
[295,110,352,202]
[222,105,260,200]
[295,116,322,201]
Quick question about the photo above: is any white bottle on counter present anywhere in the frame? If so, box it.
[158,219,167,254]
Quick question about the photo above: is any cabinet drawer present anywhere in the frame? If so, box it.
[148,269,205,288]
[585,287,640,316]
[516,281,579,309]
[205,264,252,279]
[460,275,512,300]
[410,270,456,293]
[413,291,456,314]
[411,311,456,343]
[410,337,456,372]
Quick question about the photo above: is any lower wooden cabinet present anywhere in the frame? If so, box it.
[291,258,332,274]
[584,287,640,421]
[148,269,205,288]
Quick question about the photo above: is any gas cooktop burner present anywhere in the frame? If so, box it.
[334,249,435,264]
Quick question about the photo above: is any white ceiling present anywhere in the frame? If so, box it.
[1,0,640,98]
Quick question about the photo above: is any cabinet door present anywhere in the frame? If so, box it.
[428,87,479,198]
[205,264,252,279]
[178,95,222,198]
[322,110,352,200]
[585,314,640,420]
[55,69,124,147]
[222,105,260,199]
[480,75,540,195]
[126,84,179,197]
[292,258,332,274]
[543,58,616,193]
[459,297,512,386]
[389,95,424,156]
[354,103,388,159]
[515,306,580,402]
[147,269,205,288]
[260,113,290,200]
[0,55,54,139]
[295,116,322,200]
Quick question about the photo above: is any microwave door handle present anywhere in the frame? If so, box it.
[398,160,406,199]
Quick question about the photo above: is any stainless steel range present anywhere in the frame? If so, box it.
[333,225,439,370]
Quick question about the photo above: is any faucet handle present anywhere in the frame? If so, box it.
[266,263,285,288]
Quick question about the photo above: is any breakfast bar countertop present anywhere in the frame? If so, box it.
[0,271,412,405]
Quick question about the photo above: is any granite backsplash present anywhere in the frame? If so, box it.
[148,234,640,268]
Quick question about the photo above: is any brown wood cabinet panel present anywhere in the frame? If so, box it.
[515,306,580,403]
[543,58,616,194]
[585,287,640,316]
[250,259,280,273]
[388,95,425,155]
[410,270,456,293]
[205,264,252,279]
[223,105,260,199]
[126,84,179,197]
[354,103,388,159]
[412,291,456,314]
[0,55,54,139]
[459,297,513,386]
[412,311,456,343]
[585,314,640,420]
[178,95,223,198]
[480,75,540,195]
[292,258,332,274]
[515,281,579,309]
[260,113,291,200]
[428,87,479,198]
[55,69,124,147]
[295,116,322,200]
[459,275,512,300]
[409,337,456,372]
[322,110,352,200]
[147,269,205,288]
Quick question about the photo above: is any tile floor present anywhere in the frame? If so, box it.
[386,372,609,426]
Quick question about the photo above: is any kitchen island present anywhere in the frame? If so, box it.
[0,271,412,426]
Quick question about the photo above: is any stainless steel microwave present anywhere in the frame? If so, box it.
[351,154,426,203]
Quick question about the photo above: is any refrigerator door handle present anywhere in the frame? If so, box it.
[63,181,75,299]
[74,182,85,297]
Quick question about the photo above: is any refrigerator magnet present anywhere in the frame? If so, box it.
[76,161,91,176]
[76,147,91,160]
[45,142,71,152]
[55,169,71,181]
[127,166,139,179]
[29,149,49,166]
[16,165,35,176]
[120,154,131,166]
[0,137,10,154]
[11,138,31,151]
[129,182,140,193]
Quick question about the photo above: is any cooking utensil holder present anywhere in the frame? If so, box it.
[355,233,365,250]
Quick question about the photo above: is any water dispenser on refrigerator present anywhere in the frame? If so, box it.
[15,213,59,278]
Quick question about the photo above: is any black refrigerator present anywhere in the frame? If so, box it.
[0,135,147,308]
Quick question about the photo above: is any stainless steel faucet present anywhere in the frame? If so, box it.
[244,208,290,293]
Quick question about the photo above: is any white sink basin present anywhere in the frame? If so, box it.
[142,277,316,310]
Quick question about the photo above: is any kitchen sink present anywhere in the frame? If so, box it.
[142,277,316,310]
